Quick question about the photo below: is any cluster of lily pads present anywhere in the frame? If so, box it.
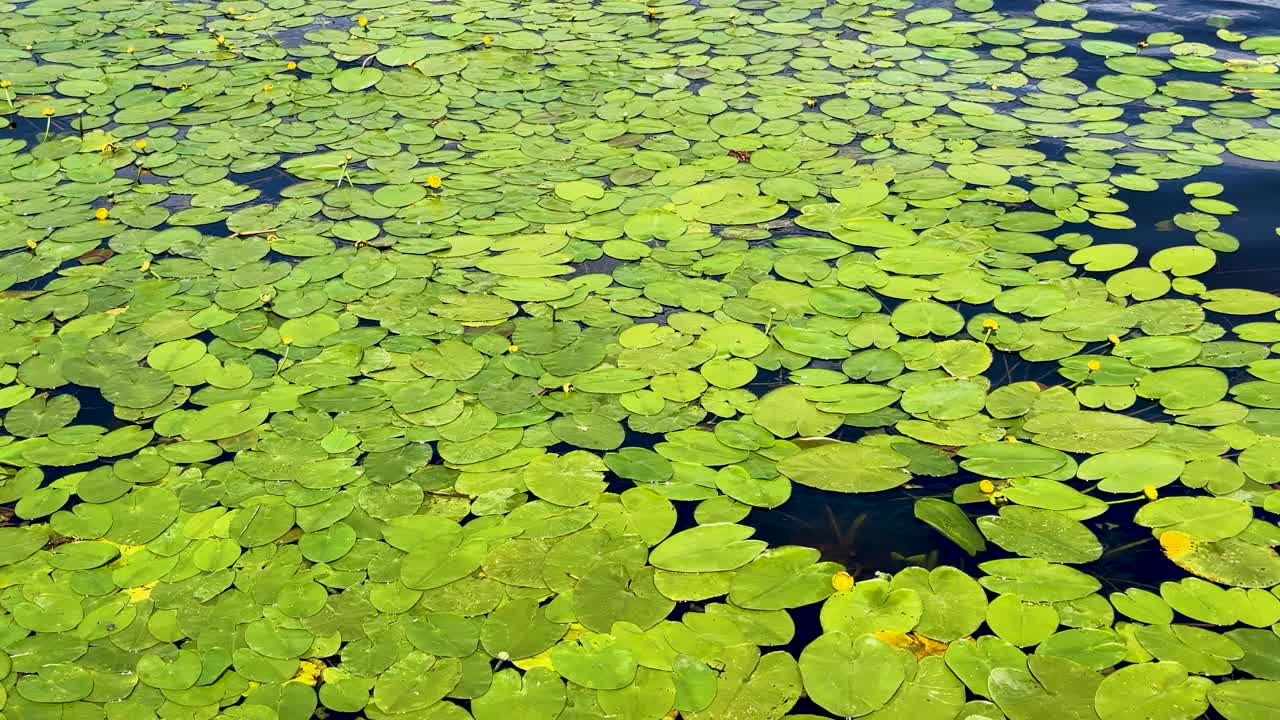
[6,0,1280,718]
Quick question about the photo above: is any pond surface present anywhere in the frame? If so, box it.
[4,0,1280,719]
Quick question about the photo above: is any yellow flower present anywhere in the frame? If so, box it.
[832,571,855,592]
[95,207,109,221]
[357,16,369,26]
[1108,334,1121,344]
[482,35,493,45]
[1087,359,1102,372]
[262,83,273,92]
[507,344,519,353]
[227,6,238,13]
[1159,530,1194,558]
[126,581,157,604]
[426,175,443,189]
[290,659,323,686]
[1143,485,1159,501]
[216,36,227,45]
[140,259,151,272]
[25,239,37,250]
[978,479,996,494]
[805,98,816,107]
[645,7,657,14]
[1004,435,1018,443]
[41,107,54,116]
[287,61,297,70]
[281,336,294,345]
[126,47,135,54]
[0,80,10,88]
[982,318,999,330]
[134,139,147,150]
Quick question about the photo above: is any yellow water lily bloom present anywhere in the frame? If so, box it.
[41,107,54,116]
[126,47,135,53]
[982,318,999,330]
[216,36,226,45]
[95,208,109,221]
[1143,485,1159,501]
[1159,530,1193,558]
[357,16,369,26]
[482,35,493,45]
[290,660,323,686]
[26,239,37,250]
[262,83,273,92]
[287,61,297,70]
[832,571,855,592]
[978,479,996,494]
[1108,334,1121,344]
[281,336,294,345]
[426,175,443,188]
[134,139,147,150]
[507,344,519,353]
[140,259,151,272]
[1087,359,1102,371]
[0,80,10,88]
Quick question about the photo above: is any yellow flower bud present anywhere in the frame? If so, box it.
[0,80,11,88]
[126,47,135,54]
[95,207,109,221]
[1143,485,1159,501]
[832,571,855,592]
[507,344,519,353]
[281,336,294,345]
[982,318,999,330]
[426,175,443,189]
[41,107,54,116]
[357,16,369,27]
[134,139,147,150]
[262,83,273,92]
[482,35,493,45]
[25,239,37,250]
[1108,335,1121,344]
[979,479,996,494]
[1086,360,1102,372]
[287,61,297,70]
[141,259,151,272]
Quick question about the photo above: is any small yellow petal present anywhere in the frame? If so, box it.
[1143,485,1159,501]
[1159,530,1194,558]
[281,336,294,345]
